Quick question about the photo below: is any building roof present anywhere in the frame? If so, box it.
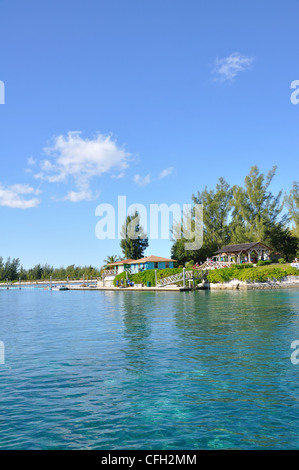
[215,242,272,254]
[107,259,136,266]
[128,255,176,264]
[107,255,176,266]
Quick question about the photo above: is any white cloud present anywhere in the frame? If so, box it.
[213,52,254,81]
[35,131,131,201]
[159,167,174,179]
[0,183,41,209]
[134,174,151,186]
[64,189,94,202]
[111,172,126,179]
[28,156,36,165]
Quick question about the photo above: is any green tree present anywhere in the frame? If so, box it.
[230,166,284,243]
[171,237,217,266]
[4,257,20,280]
[65,264,76,279]
[171,177,232,265]
[102,255,120,269]
[265,222,299,262]
[171,204,216,265]
[192,177,233,248]
[287,181,299,237]
[120,210,149,259]
[41,264,54,279]
[19,265,27,280]
[0,257,4,280]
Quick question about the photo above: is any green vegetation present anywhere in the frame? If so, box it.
[120,210,149,259]
[231,263,254,269]
[103,255,120,266]
[0,256,101,282]
[287,182,299,238]
[207,264,299,284]
[113,268,184,287]
[256,259,272,266]
[112,264,299,287]
[171,166,299,264]
[0,257,20,281]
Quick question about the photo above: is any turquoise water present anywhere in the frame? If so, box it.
[0,288,299,449]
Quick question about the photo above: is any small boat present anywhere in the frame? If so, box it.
[52,285,69,291]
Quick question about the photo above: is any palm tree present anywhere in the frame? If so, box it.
[102,255,120,270]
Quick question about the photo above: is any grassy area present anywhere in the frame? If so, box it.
[255,262,293,270]
[111,263,299,287]
[207,263,299,284]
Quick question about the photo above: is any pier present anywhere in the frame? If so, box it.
[0,278,98,290]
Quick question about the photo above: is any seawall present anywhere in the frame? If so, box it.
[208,276,299,290]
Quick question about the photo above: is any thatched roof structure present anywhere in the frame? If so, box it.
[215,242,272,255]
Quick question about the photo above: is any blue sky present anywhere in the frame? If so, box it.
[0,0,299,269]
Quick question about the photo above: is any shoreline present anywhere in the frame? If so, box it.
[2,276,299,292]
[208,275,299,290]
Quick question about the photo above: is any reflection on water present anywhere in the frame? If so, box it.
[121,293,152,374]
[0,288,299,449]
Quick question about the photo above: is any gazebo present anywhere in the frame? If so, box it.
[213,242,272,264]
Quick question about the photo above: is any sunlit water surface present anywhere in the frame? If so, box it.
[0,288,299,449]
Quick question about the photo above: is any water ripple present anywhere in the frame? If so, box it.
[0,289,299,449]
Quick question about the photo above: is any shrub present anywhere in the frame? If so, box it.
[157,268,183,280]
[185,260,195,269]
[256,260,272,266]
[133,270,156,286]
[207,267,237,283]
[113,268,184,287]
[233,263,254,269]
[238,268,267,282]
[207,265,299,283]
[278,258,286,264]
[285,267,299,276]
[113,271,132,286]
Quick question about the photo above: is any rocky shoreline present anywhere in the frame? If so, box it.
[206,275,299,290]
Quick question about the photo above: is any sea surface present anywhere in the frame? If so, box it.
[0,288,299,450]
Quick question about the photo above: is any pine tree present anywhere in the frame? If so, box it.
[265,221,298,261]
[192,177,233,248]
[287,182,299,237]
[120,210,149,260]
[230,166,284,243]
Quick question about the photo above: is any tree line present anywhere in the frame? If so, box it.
[171,166,299,264]
[1,210,150,281]
[103,166,299,267]
[0,258,101,282]
[3,166,298,280]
